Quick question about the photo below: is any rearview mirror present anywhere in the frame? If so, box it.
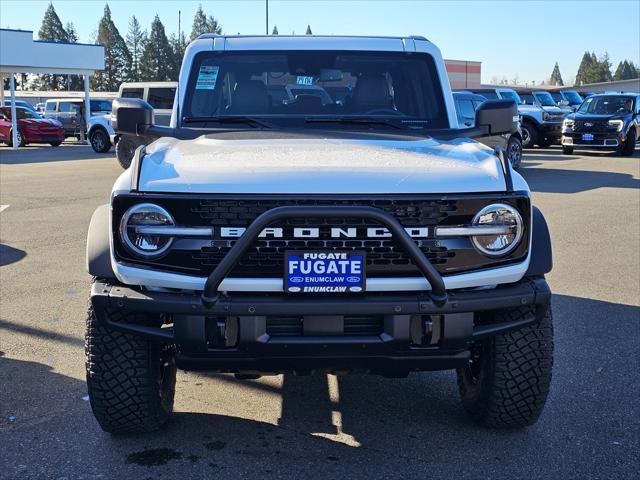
[475,100,518,136]
[111,98,154,135]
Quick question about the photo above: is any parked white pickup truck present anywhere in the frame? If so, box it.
[86,34,554,434]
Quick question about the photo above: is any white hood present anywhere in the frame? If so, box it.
[138,136,507,194]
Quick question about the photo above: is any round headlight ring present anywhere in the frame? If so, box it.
[119,203,175,258]
[471,203,523,257]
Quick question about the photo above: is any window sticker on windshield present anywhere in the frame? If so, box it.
[296,75,314,86]
[196,65,219,90]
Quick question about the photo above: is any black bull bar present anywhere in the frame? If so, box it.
[201,205,448,306]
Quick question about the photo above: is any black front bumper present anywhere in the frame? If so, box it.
[539,122,563,139]
[90,277,551,374]
[562,131,622,148]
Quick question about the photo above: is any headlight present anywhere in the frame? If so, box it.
[608,119,624,132]
[471,204,523,257]
[119,203,174,258]
[563,118,574,130]
[542,112,550,121]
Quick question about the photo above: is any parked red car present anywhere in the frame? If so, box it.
[0,106,65,147]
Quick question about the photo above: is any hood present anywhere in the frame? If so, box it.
[19,118,61,128]
[568,113,623,121]
[540,105,564,113]
[138,136,507,194]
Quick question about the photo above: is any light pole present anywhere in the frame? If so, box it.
[266,0,269,34]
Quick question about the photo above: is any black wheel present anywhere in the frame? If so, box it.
[562,146,574,155]
[537,136,553,148]
[86,303,176,434]
[7,128,24,147]
[115,135,142,169]
[90,128,111,153]
[506,136,523,169]
[456,305,553,429]
[521,122,538,148]
[50,141,62,147]
[619,128,636,157]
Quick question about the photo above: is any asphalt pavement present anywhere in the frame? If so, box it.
[0,143,638,479]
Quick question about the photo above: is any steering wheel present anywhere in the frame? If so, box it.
[364,108,403,116]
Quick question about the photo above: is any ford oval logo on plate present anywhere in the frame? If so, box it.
[288,286,301,292]
[346,276,360,283]
[290,276,304,283]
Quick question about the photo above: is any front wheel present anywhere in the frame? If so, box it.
[521,123,538,148]
[456,305,553,429]
[50,141,62,147]
[619,129,636,157]
[86,303,176,433]
[115,134,143,169]
[90,129,111,153]
[537,136,553,148]
[506,136,523,169]
[7,128,24,147]
[562,146,574,155]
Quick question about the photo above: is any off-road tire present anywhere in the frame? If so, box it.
[85,304,176,434]
[506,136,523,169]
[521,122,538,149]
[537,136,553,148]
[115,134,142,169]
[90,128,111,153]
[456,305,553,429]
[562,146,574,155]
[619,128,636,157]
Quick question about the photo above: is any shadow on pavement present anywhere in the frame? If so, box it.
[1,294,637,479]
[0,244,26,267]
[0,144,112,165]
[521,167,640,194]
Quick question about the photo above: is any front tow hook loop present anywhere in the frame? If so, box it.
[430,292,448,308]
[201,293,219,307]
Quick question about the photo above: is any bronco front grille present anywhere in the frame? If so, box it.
[112,194,531,278]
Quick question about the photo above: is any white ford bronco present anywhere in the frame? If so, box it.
[86,35,554,434]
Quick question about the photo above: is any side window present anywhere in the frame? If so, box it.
[121,88,144,99]
[636,97,640,114]
[147,88,176,109]
[58,102,71,113]
[455,99,475,126]
[45,102,57,112]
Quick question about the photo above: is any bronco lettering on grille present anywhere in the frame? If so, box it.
[219,227,429,239]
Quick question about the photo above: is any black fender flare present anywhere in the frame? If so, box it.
[86,204,115,279]
[526,205,553,276]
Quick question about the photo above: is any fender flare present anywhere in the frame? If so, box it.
[526,205,553,276]
[88,124,109,138]
[87,204,115,279]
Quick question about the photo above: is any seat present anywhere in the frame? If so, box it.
[351,74,394,112]
[228,80,269,114]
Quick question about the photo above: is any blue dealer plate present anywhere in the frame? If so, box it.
[285,251,366,293]
[582,133,594,141]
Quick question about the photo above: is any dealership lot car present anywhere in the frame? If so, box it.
[86,34,553,434]
[561,93,639,155]
[0,106,64,147]
[44,98,112,139]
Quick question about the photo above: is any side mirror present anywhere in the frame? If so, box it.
[111,98,154,135]
[475,99,518,136]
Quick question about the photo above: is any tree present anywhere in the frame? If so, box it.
[92,4,132,92]
[34,3,69,90]
[614,60,639,81]
[139,15,174,81]
[596,52,612,83]
[272,25,278,35]
[575,51,599,85]
[306,25,312,35]
[549,62,564,86]
[169,31,188,80]
[190,4,222,41]
[64,22,84,90]
[126,16,146,82]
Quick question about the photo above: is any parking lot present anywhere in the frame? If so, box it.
[0,144,638,479]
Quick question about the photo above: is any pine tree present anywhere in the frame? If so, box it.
[596,52,613,83]
[169,31,188,80]
[126,16,146,82]
[207,15,222,35]
[628,61,638,78]
[139,15,174,81]
[64,22,84,90]
[191,4,208,40]
[35,3,69,90]
[272,25,279,35]
[614,61,625,81]
[549,62,564,86]
[575,52,597,85]
[306,25,312,35]
[92,4,132,92]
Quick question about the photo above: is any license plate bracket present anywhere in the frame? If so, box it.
[284,250,366,293]
[582,133,594,141]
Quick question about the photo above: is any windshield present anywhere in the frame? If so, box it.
[498,90,522,104]
[0,107,43,119]
[533,92,556,107]
[184,51,448,128]
[578,96,634,115]
[563,90,583,105]
[90,99,112,113]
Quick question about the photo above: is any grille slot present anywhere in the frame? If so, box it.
[266,316,384,337]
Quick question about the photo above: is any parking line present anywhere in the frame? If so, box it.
[0,205,9,213]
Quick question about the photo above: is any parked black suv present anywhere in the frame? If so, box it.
[561,93,639,155]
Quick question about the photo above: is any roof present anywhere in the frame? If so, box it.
[45,97,112,103]
[196,34,429,41]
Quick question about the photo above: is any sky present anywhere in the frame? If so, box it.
[1,0,639,84]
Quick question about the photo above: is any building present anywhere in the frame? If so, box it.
[444,59,482,89]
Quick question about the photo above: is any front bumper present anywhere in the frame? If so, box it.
[562,132,622,148]
[539,122,563,139]
[90,277,551,374]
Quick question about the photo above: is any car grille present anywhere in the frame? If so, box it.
[546,114,565,122]
[266,315,384,337]
[112,194,531,279]
[572,120,611,132]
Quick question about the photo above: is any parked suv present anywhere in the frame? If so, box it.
[453,91,523,168]
[470,87,561,148]
[549,90,583,112]
[561,93,639,155]
[87,35,554,434]
[114,82,177,168]
[44,98,112,139]
[515,88,567,144]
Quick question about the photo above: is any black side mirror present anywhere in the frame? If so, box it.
[475,99,518,136]
[111,98,154,135]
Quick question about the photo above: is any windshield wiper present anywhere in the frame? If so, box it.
[182,115,275,129]
[305,116,405,129]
